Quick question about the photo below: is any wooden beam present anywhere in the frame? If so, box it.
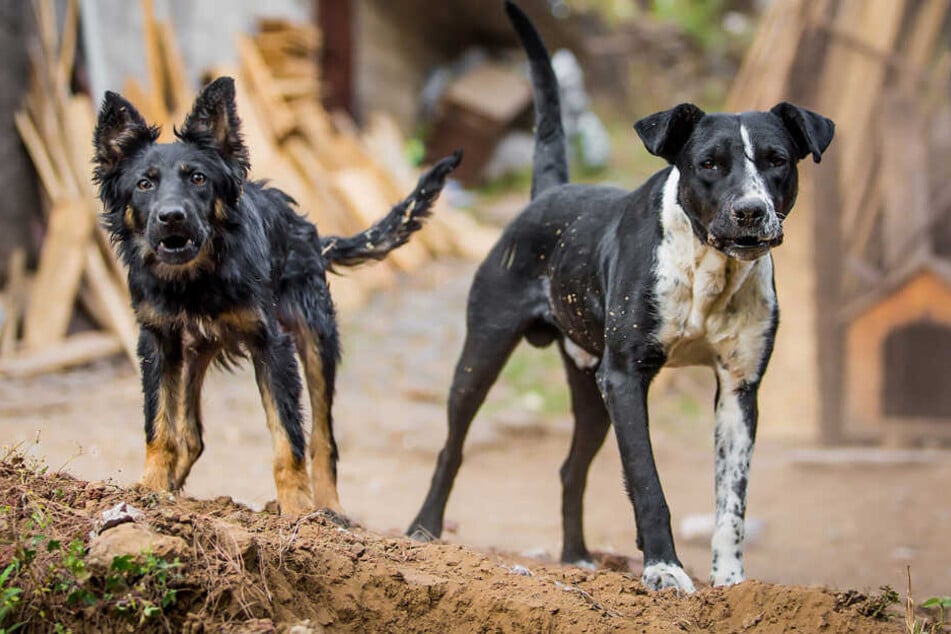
[22,199,94,350]
[0,249,28,359]
[0,331,123,378]
[83,245,138,364]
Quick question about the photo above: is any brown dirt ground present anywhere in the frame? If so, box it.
[0,259,949,632]
[0,457,906,632]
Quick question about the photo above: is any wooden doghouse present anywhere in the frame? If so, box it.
[844,258,951,444]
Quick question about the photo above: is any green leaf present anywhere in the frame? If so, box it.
[922,596,951,608]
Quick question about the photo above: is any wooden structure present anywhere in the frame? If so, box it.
[727,0,951,444]
[843,258,951,443]
[0,0,497,379]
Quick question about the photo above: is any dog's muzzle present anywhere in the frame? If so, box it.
[148,207,204,265]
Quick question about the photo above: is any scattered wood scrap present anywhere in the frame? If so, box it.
[3,1,497,378]
[2,0,134,378]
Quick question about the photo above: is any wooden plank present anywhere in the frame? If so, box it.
[879,92,930,270]
[235,34,296,142]
[22,199,94,350]
[816,0,907,237]
[282,137,354,235]
[64,94,98,199]
[361,112,453,256]
[156,19,190,113]
[83,245,138,364]
[57,0,79,90]
[0,249,28,359]
[121,77,164,131]
[726,0,810,110]
[0,331,123,378]
[140,0,168,122]
[14,109,63,201]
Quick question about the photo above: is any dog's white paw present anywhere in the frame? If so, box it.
[711,558,745,587]
[568,559,598,571]
[641,562,696,593]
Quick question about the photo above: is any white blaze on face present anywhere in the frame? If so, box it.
[739,124,781,234]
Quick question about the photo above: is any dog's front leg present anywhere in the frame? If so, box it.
[139,328,184,492]
[252,328,313,517]
[710,370,758,586]
[173,340,219,487]
[597,347,695,593]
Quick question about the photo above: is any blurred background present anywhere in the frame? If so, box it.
[0,0,949,598]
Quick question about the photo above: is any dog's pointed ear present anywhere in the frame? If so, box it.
[93,91,158,181]
[770,102,835,163]
[177,76,250,174]
[634,103,705,163]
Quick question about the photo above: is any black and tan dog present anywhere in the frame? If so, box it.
[93,76,460,517]
[409,2,833,591]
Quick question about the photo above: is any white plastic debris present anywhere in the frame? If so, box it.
[95,501,145,535]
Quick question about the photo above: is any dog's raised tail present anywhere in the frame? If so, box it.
[319,150,462,268]
[505,0,569,199]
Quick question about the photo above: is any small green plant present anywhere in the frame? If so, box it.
[921,596,951,629]
[6,499,182,629]
[104,551,182,625]
[0,562,23,633]
[860,586,900,620]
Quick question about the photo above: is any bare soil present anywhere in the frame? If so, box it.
[0,457,904,632]
[0,259,948,632]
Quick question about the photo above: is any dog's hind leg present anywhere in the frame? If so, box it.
[291,315,343,515]
[558,349,611,567]
[252,327,313,517]
[407,292,529,540]
[173,340,219,487]
[139,329,184,492]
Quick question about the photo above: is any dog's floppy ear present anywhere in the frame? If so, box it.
[634,103,705,163]
[177,76,250,175]
[770,102,835,163]
[93,92,159,182]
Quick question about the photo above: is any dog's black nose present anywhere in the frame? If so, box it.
[157,207,186,224]
[732,202,766,227]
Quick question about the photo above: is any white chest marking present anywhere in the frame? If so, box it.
[652,168,776,381]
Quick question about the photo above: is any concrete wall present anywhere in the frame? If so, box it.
[81,0,312,101]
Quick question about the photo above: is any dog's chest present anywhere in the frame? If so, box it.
[136,302,263,347]
[652,170,776,379]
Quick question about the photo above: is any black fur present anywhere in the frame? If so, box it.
[94,76,461,514]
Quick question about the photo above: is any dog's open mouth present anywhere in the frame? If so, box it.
[709,233,784,261]
[155,234,199,264]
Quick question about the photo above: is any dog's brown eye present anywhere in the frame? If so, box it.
[701,159,717,170]
[191,172,206,185]
[137,178,152,191]
[769,156,787,168]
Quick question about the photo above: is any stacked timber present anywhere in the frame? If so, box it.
[0,0,497,378]
[2,0,138,378]
[0,0,496,376]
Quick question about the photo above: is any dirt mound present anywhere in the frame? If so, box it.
[0,457,903,633]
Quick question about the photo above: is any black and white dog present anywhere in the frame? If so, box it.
[409,1,833,592]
